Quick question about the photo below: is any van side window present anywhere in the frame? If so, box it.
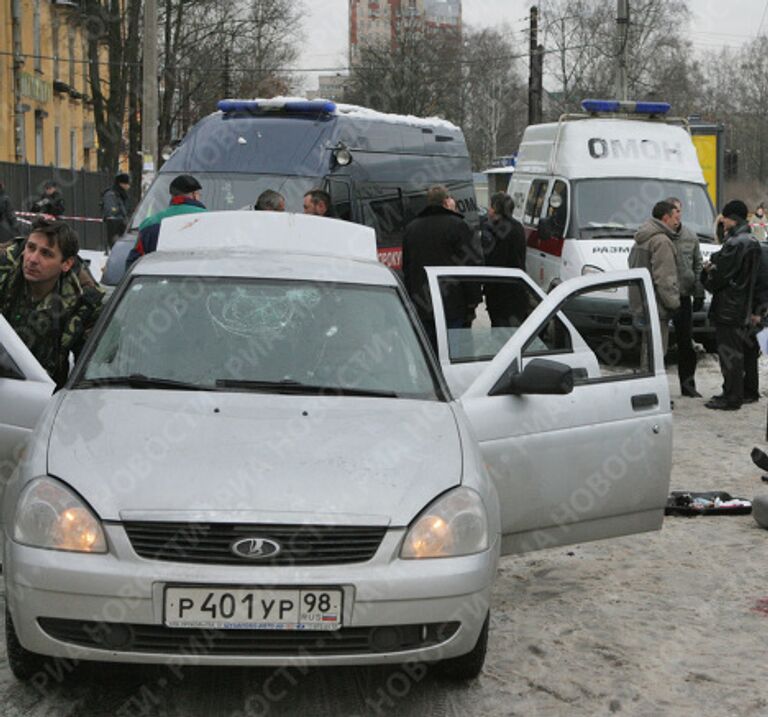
[364,194,407,250]
[524,180,549,226]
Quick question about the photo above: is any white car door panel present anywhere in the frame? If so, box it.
[0,315,54,483]
[427,268,671,556]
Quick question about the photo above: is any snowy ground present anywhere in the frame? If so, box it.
[2,354,768,716]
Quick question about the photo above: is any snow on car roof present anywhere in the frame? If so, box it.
[156,211,377,262]
[216,96,461,133]
[141,211,393,285]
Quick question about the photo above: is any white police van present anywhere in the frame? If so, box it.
[509,100,717,343]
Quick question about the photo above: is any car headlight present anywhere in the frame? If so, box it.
[13,477,107,553]
[400,487,488,559]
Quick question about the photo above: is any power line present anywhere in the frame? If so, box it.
[0,44,596,75]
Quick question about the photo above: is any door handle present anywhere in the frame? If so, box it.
[631,393,658,410]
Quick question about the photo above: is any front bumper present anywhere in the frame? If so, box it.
[4,525,498,667]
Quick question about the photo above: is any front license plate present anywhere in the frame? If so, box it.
[164,587,343,630]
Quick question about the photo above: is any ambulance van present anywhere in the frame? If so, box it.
[509,100,717,342]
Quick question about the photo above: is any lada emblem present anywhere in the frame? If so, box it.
[231,537,282,559]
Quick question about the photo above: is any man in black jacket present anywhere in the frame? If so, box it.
[402,185,482,350]
[0,181,20,243]
[30,180,65,217]
[101,173,132,248]
[702,200,762,410]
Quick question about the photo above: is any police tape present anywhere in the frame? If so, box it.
[15,211,103,223]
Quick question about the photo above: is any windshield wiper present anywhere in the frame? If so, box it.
[77,374,215,391]
[215,378,399,398]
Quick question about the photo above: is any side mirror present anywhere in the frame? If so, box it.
[490,358,574,397]
[0,344,25,381]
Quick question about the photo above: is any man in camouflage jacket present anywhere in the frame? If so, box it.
[0,218,104,388]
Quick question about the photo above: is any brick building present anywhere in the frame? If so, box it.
[349,0,461,65]
[0,1,107,169]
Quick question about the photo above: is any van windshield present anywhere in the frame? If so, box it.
[572,179,715,241]
[130,173,317,230]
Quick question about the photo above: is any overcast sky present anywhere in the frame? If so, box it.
[297,0,768,91]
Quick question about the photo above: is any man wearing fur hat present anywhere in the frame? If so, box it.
[702,200,762,410]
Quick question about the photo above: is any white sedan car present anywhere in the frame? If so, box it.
[0,212,672,681]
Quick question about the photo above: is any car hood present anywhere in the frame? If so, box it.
[46,390,463,526]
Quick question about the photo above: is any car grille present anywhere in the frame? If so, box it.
[122,522,387,566]
[38,619,460,656]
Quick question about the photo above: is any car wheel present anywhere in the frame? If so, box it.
[437,612,489,681]
[5,607,48,681]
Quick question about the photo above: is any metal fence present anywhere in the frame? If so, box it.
[0,161,111,251]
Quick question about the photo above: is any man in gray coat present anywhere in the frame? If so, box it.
[668,197,705,397]
[628,200,681,355]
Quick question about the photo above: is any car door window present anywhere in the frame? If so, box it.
[522,277,652,381]
[434,275,544,363]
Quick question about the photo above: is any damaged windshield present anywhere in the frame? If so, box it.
[78,277,441,401]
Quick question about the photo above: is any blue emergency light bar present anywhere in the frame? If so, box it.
[581,99,671,116]
[217,99,338,114]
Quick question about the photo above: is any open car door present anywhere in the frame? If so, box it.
[426,267,671,555]
[0,315,54,486]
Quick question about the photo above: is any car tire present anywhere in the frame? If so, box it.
[437,612,489,681]
[5,607,49,681]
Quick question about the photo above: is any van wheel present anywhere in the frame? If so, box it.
[5,607,48,681]
[437,612,489,681]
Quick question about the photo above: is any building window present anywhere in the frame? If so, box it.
[69,26,76,88]
[34,1,42,72]
[54,127,61,166]
[70,130,77,168]
[82,36,88,95]
[35,111,45,165]
[52,13,60,80]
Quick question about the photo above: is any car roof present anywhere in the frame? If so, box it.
[132,211,398,287]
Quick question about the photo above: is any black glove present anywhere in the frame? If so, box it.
[692,296,704,312]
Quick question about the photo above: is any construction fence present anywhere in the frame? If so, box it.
[0,162,112,251]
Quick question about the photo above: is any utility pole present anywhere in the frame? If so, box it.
[615,0,629,101]
[142,0,158,193]
[528,6,543,125]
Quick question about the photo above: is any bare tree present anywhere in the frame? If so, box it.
[155,0,303,153]
[83,0,143,175]
[539,0,696,116]
[460,27,526,169]
[346,13,461,117]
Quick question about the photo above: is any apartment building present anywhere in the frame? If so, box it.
[349,0,461,64]
[0,0,106,169]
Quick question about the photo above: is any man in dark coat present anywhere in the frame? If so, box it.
[402,185,482,350]
[29,180,65,217]
[482,192,528,326]
[101,173,132,248]
[702,200,762,410]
